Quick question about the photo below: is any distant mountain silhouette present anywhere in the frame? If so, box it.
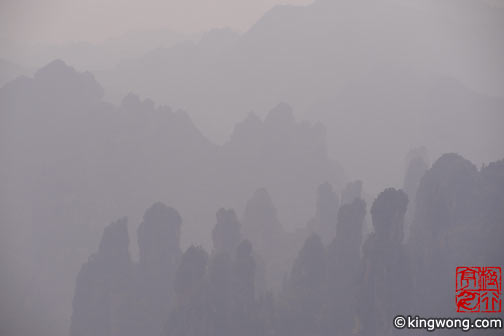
[2,2,503,334]
[0,60,343,336]
[0,29,195,72]
[0,58,31,88]
[95,0,504,193]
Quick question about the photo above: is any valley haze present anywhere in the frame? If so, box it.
[0,0,503,336]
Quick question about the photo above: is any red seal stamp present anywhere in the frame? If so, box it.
[456,266,501,313]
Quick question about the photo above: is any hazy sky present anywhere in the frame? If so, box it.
[0,0,313,44]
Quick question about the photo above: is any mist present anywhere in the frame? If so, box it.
[0,0,503,335]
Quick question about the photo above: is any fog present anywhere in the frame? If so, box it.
[0,0,503,335]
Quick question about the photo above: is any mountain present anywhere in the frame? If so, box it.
[0,58,31,88]
[0,60,342,336]
[0,29,196,72]
[95,0,504,193]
